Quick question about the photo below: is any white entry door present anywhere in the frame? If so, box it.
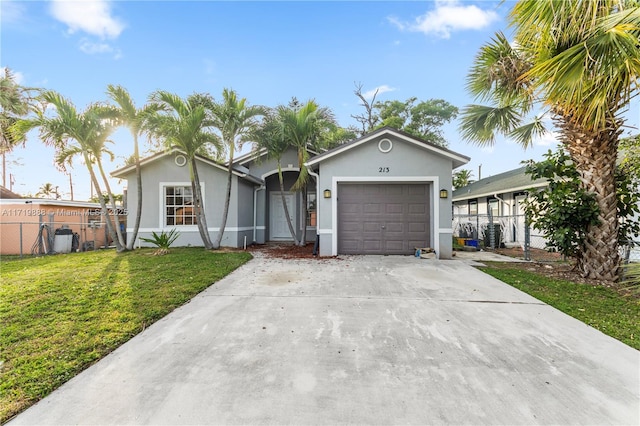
[270,192,296,240]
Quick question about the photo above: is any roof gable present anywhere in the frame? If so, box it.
[111,148,262,184]
[305,127,470,169]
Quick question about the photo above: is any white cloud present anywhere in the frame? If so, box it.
[1,67,25,84]
[389,0,499,39]
[363,85,395,100]
[79,39,122,59]
[534,130,560,147]
[50,0,124,39]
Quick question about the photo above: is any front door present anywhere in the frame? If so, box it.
[270,192,296,240]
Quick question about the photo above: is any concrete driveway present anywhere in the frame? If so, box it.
[9,255,639,425]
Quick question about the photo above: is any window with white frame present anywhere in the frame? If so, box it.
[165,185,197,226]
[488,198,500,218]
[468,200,478,215]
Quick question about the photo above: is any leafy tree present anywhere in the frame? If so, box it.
[459,0,640,282]
[12,91,127,250]
[209,89,265,249]
[36,182,58,199]
[351,86,458,146]
[145,91,221,249]
[107,85,159,250]
[619,135,640,179]
[351,82,380,136]
[453,169,474,190]
[377,98,458,146]
[523,150,599,268]
[523,148,640,272]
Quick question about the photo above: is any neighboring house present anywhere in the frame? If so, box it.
[0,198,108,255]
[452,166,548,248]
[112,127,470,258]
[0,185,22,199]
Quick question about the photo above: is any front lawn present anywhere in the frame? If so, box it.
[0,248,252,423]
[478,263,640,350]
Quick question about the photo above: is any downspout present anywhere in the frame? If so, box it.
[308,167,320,255]
[253,184,265,243]
[493,193,510,216]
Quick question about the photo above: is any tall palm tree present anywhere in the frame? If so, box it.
[253,107,300,244]
[106,85,159,250]
[146,91,221,249]
[12,90,126,251]
[459,0,640,282]
[0,68,37,188]
[36,182,58,199]
[453,169,474,190]
[280,100,336,246]
[210,88,265,249]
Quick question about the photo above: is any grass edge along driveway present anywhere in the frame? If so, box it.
[478,262,640,351]
[0,248,252,423]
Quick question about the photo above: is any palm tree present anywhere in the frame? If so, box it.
[210,88,265,249]
[106,85,159,250]
[453,169,474,190]
[12,90,126,251]
[145,91,221,249]
[253,107,300,244]
[459,0,640,282]
[0,68,37,188]
[280,100,336,246]
[36,182,58,199]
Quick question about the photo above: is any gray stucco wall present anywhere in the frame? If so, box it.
[243,150,316,244]
[122,153,256,248]
[314,134,454,258]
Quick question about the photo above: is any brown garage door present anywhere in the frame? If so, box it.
[337,183,430,255]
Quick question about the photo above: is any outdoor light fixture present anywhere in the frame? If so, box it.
[323,189,332,199]
[439,189,448,199]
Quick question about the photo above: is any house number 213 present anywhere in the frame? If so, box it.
[378,167,390,173]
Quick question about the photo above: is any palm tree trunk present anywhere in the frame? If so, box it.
[213,160,234,249]
[96,159,126,251]
[190,159,214,249]
[84,153,119,251]
[299,185,308,247]
[556,113,622,282]
[127,134,143,250]
[277,162,299,244]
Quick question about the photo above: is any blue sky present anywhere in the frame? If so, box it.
[2,0,638,201]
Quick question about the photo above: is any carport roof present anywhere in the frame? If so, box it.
[305,127,470,169]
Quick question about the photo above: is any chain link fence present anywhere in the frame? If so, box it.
[453,214,639,263]
[1,217,112,258]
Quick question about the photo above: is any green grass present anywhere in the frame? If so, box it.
[478,263,640,350]
[0,248,252,423]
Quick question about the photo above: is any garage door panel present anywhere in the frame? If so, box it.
[408,222,426,233]
[409,203,426,214]
[385,222,404,233]
[386,203,403,214]
[363,203,381,214]
[338,183,430,255]
[363,222,381,232]
[363,240,382,251]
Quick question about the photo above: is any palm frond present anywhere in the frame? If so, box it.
[458,104,523,146]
